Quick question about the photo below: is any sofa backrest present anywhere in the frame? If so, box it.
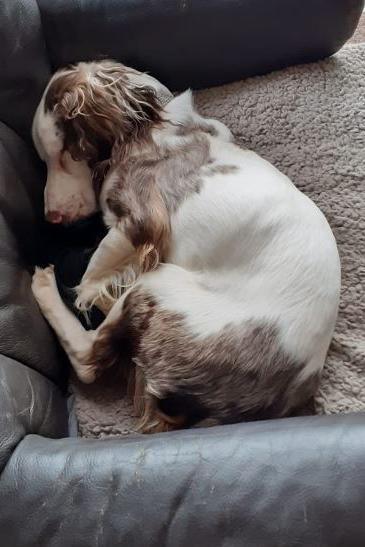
[0,0,51,141]
[0,0,363,140]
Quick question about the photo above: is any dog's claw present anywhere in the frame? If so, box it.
[75,281,100,311]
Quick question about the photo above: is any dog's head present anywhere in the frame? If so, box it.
[32,60,168,224]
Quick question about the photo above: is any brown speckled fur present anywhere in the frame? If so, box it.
[86,288,317,432]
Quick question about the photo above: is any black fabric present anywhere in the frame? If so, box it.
[44,213,107,329]
[1,413,365,546]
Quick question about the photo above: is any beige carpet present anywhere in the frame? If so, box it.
[71,43,365,438]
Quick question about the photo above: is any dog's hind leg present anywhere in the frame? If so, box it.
[32,264,133,383]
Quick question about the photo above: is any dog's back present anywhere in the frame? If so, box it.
[92,92,341,430]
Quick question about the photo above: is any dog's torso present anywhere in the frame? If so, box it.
[95,91,340,426]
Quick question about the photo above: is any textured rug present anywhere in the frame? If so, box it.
[71,43,365,438]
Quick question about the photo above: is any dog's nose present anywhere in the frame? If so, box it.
[46,211,64,224]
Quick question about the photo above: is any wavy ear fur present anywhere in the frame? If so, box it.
[44,61,164,165]
[129,183,171,273]
[102,176,170,277]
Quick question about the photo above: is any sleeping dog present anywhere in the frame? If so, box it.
[31,60,341,432]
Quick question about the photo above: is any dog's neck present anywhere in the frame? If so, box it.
[98,90,198,196]
[162,90,196,125]
[151,90,199,148]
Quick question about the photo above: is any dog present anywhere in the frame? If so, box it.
[31,60,341,432]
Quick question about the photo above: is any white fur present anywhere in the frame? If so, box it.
[135,92,340,377]
[33,82,341,386]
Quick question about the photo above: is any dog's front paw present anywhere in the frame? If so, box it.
[32,265,58,311]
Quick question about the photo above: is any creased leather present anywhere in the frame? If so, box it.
[0,355,68,472]
[0,122,66,383]
[1,414,365,546]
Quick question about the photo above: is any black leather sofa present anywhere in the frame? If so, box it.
[0,1,364,545]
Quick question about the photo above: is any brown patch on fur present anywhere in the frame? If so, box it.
[288,373,321,415]
[85,288,317,432]
[205,164,239,176]
[108,132,209,215]
[44,60,164,170]
[131,367,186,433]
[176,121,218,137]
[92,159,113,193]
[106,191,130,218]
[102,132,210,273]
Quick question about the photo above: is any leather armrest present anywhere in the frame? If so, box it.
[1,413,365,546]
[0,355,68,472]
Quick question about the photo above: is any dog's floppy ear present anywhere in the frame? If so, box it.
[133,184,171,273]
[106,165,171,273]
[45,61,164,165]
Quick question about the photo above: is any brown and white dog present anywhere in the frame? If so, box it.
[31,60,341,432]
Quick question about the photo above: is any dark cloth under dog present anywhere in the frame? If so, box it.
[40,213,107,329]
